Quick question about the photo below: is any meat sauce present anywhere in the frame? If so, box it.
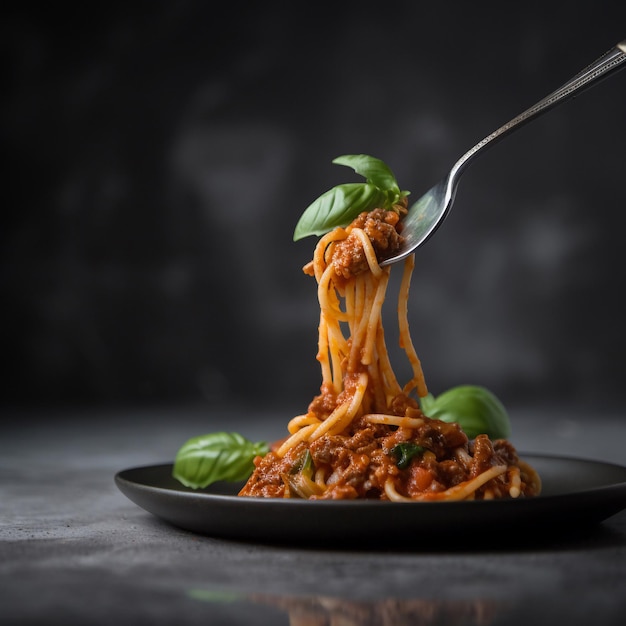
[302,207,405,281]
[331,208,403,279]
[239,206,539,501]
[239,405,537,500]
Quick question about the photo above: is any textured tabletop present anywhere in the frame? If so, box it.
[2,404,626,626]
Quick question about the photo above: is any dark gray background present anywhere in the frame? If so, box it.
[3,2,626,412]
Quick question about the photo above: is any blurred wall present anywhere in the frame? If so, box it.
[3,1,626,411]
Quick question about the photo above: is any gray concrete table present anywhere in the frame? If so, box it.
[2,404,625,625]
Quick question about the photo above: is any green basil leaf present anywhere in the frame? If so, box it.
[172,432,269,489]
[290,448,314,477]
[419,392,437,415]
[293,154,411,241]
[293,183,387,241]
[332,154,402,194]
[391,442,426,469]
[420,385,511,440]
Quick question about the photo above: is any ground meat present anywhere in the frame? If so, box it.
[432,459,467,487]
[238,443,306,498]
[492,438,521,465]
[240,411,538,501]
[469,434,496,478]
[307,382,338,420]
[330,208,404,279]
[389,394,421,416]
[411,418,468,459]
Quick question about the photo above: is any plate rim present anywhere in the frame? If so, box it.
[115,453,626,544]
[115,452,626,506]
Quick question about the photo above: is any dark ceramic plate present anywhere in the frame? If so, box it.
[115,454,626,544]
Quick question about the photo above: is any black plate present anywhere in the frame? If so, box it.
[115,454,626,544]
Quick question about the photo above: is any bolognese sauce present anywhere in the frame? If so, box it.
[240,205,541,501]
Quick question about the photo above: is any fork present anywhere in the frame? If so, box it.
[380,40,626,266]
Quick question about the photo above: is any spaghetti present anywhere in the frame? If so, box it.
[240,205,541,501]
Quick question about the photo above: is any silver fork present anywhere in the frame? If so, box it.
[380,40,626,267]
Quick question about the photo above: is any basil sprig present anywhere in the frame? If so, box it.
[420,385,512,440]
[172,432,269,489]
[293,154,410,240]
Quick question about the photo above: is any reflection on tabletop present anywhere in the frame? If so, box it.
[190,589,504,626]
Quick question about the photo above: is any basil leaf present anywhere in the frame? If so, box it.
[420,385,511,440]
[293,183,387,240]
[332,154,402,194]
[290,449,314,476]
[293,154,410,241]
[391,442,426,469]
[172,432,269,489]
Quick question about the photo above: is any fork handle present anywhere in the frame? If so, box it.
[451,41,626,179]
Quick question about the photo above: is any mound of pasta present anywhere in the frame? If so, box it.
[240,203,541,501]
